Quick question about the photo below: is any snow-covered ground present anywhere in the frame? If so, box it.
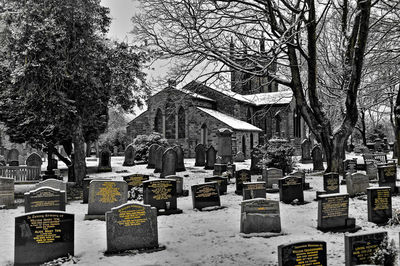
[1,156,400,265]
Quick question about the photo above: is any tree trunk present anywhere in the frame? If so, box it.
[395,90,400,165]
[359,109,367,146]
[86,141,92,157]
[72,117,86,186]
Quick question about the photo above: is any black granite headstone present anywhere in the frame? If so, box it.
[204,145,216,170]
[24,187,66,213]
[191,182,221,210]
[195,144,206,166]
[123,174,150,190]
[378,164,396,193]
[250,149,262,174]
[278,241,327,266]
[240,199,281,234]
[98,149,112,172]
[154,146,165,173]
[204,176,228,195]
[235,169,251,195]
[278,176,304,204]
[323,172,340,194]
[367,187,392,224]
[300,139,312,163]
[161,148,177,178]
[312,145,324,171]
[14,211,74,266]
[242,182,266,200]
[147,144,159,169]
[143,179,182,215]
[173,145,186,172]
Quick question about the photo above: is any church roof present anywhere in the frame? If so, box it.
[241,90,293,106]
[197,107,262,132]
[179,88,216,102]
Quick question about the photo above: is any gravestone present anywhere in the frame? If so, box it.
[263,168,283,188]
[194,144,206,166]
[105,203,160,253]
[290,170,310,190]
[235,169,251,195]
[204,176,228,195]
[279,176,304,203]
[234,151,245,162]
[346,173,369,197]
[26,152,42,166]
[240,199,281,234]
[365,161,378,180]
[301,139,312,163]
[217,128,233,164]
[24,187,66,213]
[7,148,19,166]
[343,158,357,178]
[35,178,67,202]
[143,179,182,215]
[98,148,112,172]
[14,211,74,266]
[173,145,186,172]
[191,182,221,211]
[278,241,327,266]
[378,164,397,193]
[323,172,340,194]
[82,177,112,204]
[122,144,135,166]
[0,177,14,208]
[213,163,227,176]
[204,145,217,170]
[123,174,150,190]
[250,149,263,174]
[242,182,266,200]
[86,180,128,220]
[317,193,360,232]
[393,141,398,159]
[147,144,159,169]
[160,148,177,178]
[312,145,324,171]
[154,146,165,173]
[344,231,387,266]
[367,187,392,224]
[165,175,187,196]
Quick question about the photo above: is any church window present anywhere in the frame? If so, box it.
[293,107,301,138]
[154,108,163,134]
[165,101,176,139]
[242,135,246,157]
[250,133,254,150]
[201,124,208,145]
[275,112,281,137]
[178,106,185,138]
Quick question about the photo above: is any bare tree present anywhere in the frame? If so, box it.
[133,0,375,173]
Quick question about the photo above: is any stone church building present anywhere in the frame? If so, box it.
[127,41,306,158]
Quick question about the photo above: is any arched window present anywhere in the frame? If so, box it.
[242,135,246,157]
[246,108,252,124]
[275,112,281,137]
[293,107,301,138]
[154,108,163,134]
[178,106,185,138]
[165,101,176,139]
[201,124,207,145]
[250,133,254,150]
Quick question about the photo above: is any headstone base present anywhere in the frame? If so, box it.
[240,232,286,239]
[104,245,166,256]
[157,208,183,216]
[177,190,189,197]
[84,214,105,221]
[315,191,327,200]
[317,218,361,233]
[122,162,135,167]
[97,167,112,173]
[265,188,280,193]
[213,164,227,175]
[195,205,226,212]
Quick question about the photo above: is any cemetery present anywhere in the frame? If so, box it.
[1,0,400,265]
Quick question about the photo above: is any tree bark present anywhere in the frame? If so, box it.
[395,89,400,165]
[72,117,87,186]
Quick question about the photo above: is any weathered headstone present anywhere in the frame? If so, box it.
[26,152,42,166]
[242,182,266,200]
[86,180,128,220]
[160,148,177,178]
[143,179,182,215]
[344,231,387,266]
[204,145,216,170]
[213,163,227,176]
[343,158,357,178]
[154,146,165,173]
[235,169,251,195]
[14,211,74,266]
[165,175,187,196]
[105,203,160,253]
[7,148,19,166]
[312,145,324,171]
[122,144,136,166]
[234,151,245,162]
[35,178,67,202]
[123,174,150,190]
[367,187,392,224]
[147,144,159,169]
[278,241,327,266]
[378,164,397,193]
[0,177,14,208]
[300,139,312,163]
[194,144,206,166]
[250,148,263,174]
[82,177,112,204]
[191,182,221,210]
[323,172,340,194]
[365,161,378,180]
[240,199,281,234]
[204,176,228,195]
[279,176,304,204]
[317,193,359,232]
[346,173,369,197]
[217,128,233,164]
[290,170,310,190]
[173,145,186,172]
[263,168,283,188]
[98,148,112,172]
[24,187,66,213]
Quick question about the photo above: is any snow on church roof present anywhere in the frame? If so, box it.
[197,107,262,132]
[242,90,293,106]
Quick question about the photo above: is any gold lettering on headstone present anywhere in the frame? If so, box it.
[374,189,389,211]
[326,178,338,191]
[196,185,218,198]
[28,213,64,244]
[240,173,249,182]
[117,206,147,226]
[245,183,264,190]
[283,178,300,186]
[352,242,379,262]
[149,182,172,200]
[291,243,324,265]
[31,200,59,208]
[384,167,395,177]
[96,182,121,203]
[321,196,348,218]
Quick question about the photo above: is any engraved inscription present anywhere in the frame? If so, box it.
[96,182,121,203]
[149,182,172,200]
[321,196,348,218]
[117,205,147,227]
